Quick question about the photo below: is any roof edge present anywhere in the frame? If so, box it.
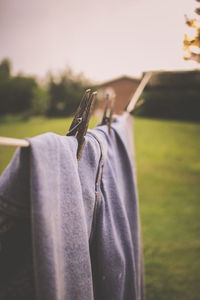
[97,75,141,87]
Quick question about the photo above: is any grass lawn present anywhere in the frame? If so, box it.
[0,116,200,299]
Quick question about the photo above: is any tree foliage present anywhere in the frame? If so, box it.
[0,58,11,81]
[0,59,37,115]
[0,58,92,117]
[183,0,200,62]
[46,71,90,117]
[31,86,49,116]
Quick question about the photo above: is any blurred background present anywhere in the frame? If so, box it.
[0,0,200,299]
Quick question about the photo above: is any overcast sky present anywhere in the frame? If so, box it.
[0,0,198,82]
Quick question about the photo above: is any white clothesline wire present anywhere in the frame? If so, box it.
[0,136,30,147]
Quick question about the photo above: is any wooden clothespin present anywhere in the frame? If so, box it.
[67,89,97,160]
[100,94,115,134]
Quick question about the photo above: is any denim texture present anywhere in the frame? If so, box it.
[0,113,144,300]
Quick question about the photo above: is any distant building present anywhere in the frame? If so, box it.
[95,76,140,116]
[139,70,200,121]
[145,70,200,88]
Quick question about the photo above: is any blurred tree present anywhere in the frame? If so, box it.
[46,70,90,117]
[0,76,37,115]
[0,58,37,115]
[0,58,93,117]
[31,86,49,115]
[0,58,11,81]
[183,0,200,62]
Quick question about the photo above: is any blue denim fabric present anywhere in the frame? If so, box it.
[0,113,144,300]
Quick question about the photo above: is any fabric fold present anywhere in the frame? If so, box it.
[0,113,145,300]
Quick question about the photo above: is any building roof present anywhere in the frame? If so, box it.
[98,75,140,88]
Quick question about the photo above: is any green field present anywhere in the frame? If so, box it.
[0,116,200,299]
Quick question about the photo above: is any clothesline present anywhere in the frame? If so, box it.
[0,136,30,147]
